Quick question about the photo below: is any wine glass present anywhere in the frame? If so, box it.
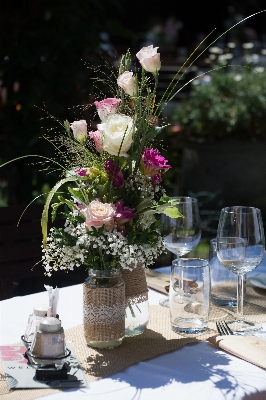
[216,206,265,333]
[159,196,202,307]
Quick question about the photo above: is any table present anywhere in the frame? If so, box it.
[1,262,266,400]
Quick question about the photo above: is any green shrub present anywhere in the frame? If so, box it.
[172,70,266,141]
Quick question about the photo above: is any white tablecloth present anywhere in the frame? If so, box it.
[1,262,266,400]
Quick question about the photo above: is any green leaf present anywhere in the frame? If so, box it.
[155,124,170,135]
[64,119,71,134]
[145,124,170,140]
[57,196,74,210]
[51,196,75,222]
[51,202,64,222]
[41,176,78,249]
[136,198,153,213]
[163,207,183,218]
[68,187,86,204]
[158,196,178,206]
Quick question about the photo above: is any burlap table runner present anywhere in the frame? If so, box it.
[0,283,265,400]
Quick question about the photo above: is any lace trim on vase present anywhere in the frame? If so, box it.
[83,283,125,342]
[126,291,149,306]
[84,303,125,324]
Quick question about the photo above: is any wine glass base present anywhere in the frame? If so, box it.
[226,320,262,335]
[159,298,169,308]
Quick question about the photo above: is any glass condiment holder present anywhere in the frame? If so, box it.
[23,304,49,349]
[28,317,68,369]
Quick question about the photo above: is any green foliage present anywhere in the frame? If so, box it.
[42,175,79,248]
[172,70,266,141]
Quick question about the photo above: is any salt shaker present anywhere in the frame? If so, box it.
[24,304,49,348]
[30,317,66,360]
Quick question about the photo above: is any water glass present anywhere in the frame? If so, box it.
[170,258,210,334]
[209,238,239,307]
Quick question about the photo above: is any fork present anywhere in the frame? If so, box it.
[216,321,234,336]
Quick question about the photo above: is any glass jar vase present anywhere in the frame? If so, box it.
[121,265,149,337]
[83,268,125,349]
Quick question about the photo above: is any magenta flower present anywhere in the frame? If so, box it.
[151,173,162,186]
[75,168,89,177]
[105,161,124,187]
[140,148,171,187]
[140,148,171,176]
[115,200,136,224]
[89,130,103,153]
[114,200,136,235]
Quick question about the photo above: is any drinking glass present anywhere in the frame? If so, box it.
[170,258,210,334]
[209,238,239,307]
[216,206,265,333]
[159,197,202,307]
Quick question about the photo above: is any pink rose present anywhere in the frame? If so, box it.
[81,199,115,231]
[117,71,136,96]
[70,120,87,143]
[94,98,121,122]
[89,130,103,153]
[136,45,161,73]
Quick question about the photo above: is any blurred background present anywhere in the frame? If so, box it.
[1,0,266,297]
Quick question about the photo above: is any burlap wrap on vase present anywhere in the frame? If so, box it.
[83,278,125,347]
[121,264,148,305]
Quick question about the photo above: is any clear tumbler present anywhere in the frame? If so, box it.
[170,258,210,334]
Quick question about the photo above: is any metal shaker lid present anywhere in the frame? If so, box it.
[33,304,49,317]
[39,317,61,332]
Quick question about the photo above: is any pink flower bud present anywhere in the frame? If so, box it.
[70,120,87,143]
[117,71,136,96]
[89,130,103,153]
[94,98,121,122]
[136,45,161,73]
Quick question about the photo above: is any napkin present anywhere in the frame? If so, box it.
[145,269,170,295]
[209,334,266,369]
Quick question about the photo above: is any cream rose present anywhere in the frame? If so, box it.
[81,199,115,231]
[98,114,134,157]
[136,45,161,73]
[117,71,136,96]
[70,120,87,143]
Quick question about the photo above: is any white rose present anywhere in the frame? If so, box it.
[70,120,87,143]
[136,45,161,73]
[117,71,136,96]
[98,114,134,157]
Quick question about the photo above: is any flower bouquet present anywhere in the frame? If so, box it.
[41,46,180,275]
[37,45,181,346]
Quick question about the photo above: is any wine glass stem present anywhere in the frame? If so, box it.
[176,254,183,290]
[236,274,245,322]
